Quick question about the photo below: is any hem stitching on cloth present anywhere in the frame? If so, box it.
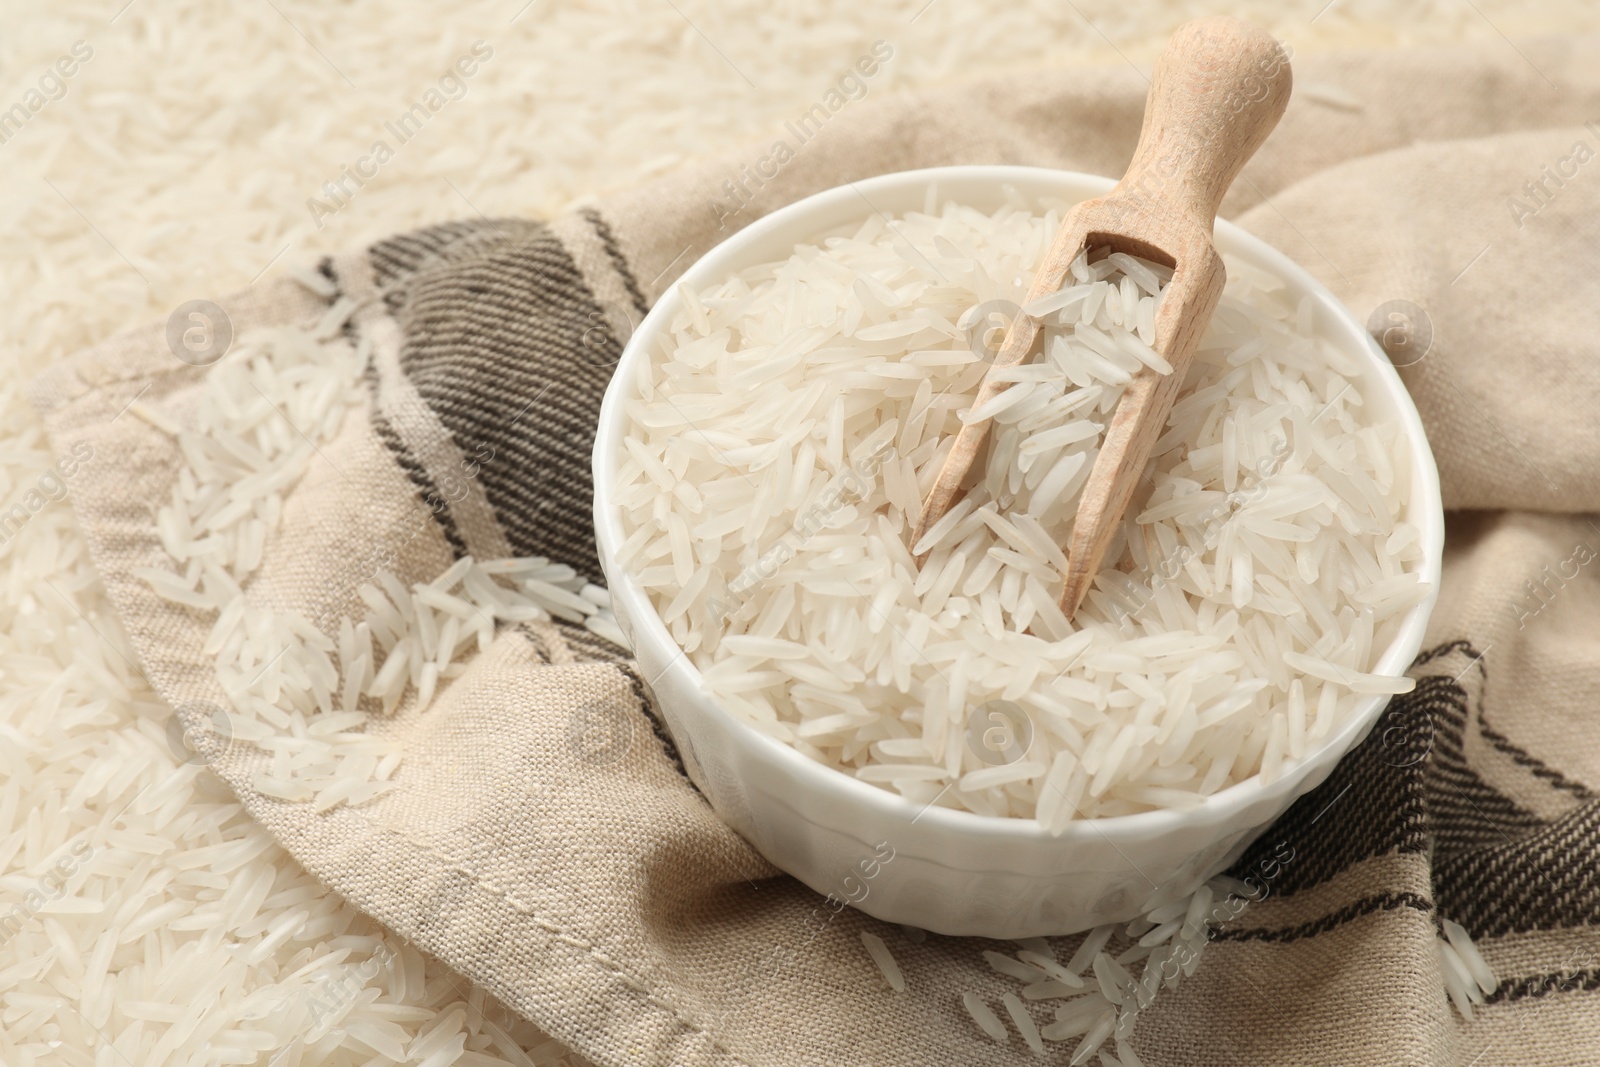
[356,801,754,1066]
[1208,891,1435,944]
[320,625,750,1066]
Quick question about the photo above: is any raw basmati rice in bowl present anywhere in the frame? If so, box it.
[593,166,1442,938]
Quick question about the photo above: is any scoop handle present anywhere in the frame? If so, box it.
[1114,16,1292,226]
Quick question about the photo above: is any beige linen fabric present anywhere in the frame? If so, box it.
[30,35,1600,1066]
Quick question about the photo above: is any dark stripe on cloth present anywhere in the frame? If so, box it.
[1412,644,1600,937]
[1488,966,1600,1004]
[1221,678,1437,897]
[515,620,631,667]
[581,207,652,320]
[1208,892,1435,944]
[1224,641,1600,938]
[1434,798,1600,937]
[1421,667,1548,860]
[1479,720,1596,802]
[619,663,688,782]
[556,620,632,665]
[370,219,496,290]
[361,355,470,559]
[316,251,469,559]
[375,218,616,581]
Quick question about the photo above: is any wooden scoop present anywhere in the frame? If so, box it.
[911,16,1293,619]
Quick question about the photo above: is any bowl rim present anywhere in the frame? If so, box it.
[592,164,1445,848]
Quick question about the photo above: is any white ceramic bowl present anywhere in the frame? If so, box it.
[592,166,1443,939]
